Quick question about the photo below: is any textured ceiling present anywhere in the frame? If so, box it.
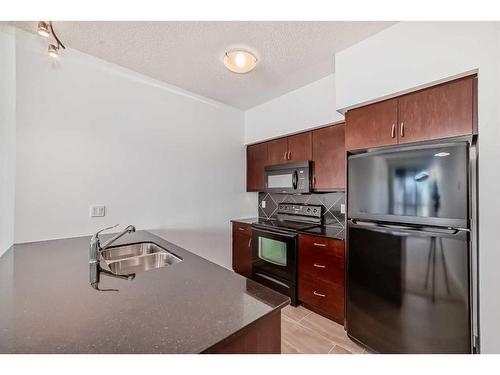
[11,21,396,109]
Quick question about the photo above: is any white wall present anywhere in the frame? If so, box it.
[244,74,343,144]
[335,21,500,353]
[0,26,16,256]
[13,29,256,268]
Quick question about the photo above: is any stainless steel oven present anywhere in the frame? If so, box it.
[265,161,312,194]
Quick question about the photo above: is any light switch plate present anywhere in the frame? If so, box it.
[340,204,345,214]
[261,200,266,208]
[90,205,106,217]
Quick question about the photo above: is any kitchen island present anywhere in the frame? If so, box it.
[0,231,289,353]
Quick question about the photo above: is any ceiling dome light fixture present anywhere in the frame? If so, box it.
[223,50,257,74]
[36,21,66,57]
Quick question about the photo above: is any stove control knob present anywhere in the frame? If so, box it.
[313,208,318,213]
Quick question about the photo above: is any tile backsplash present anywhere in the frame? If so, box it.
[258,192,345,228]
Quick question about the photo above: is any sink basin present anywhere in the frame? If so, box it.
[100,242,182,274]
[101,242,166,261]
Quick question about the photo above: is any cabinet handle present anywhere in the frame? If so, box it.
[288,151,291,160]
[313,242,327,247]
[313,263,326,269]
[283,151,287,160]
[400,122,404,137]
[313,291,326,297]
[391,123,395,138]
[238,227,245,232]
[248,238,252,248]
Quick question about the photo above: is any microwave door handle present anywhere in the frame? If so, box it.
[292,170,298,190]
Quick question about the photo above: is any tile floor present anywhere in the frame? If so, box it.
[281,305,369,354]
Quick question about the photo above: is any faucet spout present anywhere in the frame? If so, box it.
[100,225,136,250]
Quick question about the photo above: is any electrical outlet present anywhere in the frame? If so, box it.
[340,204,345,214]
[90,205,106,217]
[261,200,266,208]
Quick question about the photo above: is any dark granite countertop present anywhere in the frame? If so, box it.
[0,231,289,353]
[231,218,345,240]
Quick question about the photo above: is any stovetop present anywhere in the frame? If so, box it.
[252,218,321,232]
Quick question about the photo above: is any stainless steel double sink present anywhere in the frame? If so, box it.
[100,242,182,274]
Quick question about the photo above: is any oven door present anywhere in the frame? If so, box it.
[251,227,297,283]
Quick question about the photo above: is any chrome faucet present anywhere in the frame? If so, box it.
[89,224,136,291]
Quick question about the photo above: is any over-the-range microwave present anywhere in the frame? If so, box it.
[264,161,312,194]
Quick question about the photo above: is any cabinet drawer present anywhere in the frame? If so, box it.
[299,246,344,285]
[299,234,344,258]
[299,274,344,324]
[232,222,252,237]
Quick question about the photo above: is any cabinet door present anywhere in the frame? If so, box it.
[287,131,312,162]
[267,137,289,165]
[232,226,252,278]
[345,99,398,151]
[312,124,345,191]
[398,76,474,144]
[247,142,268,192]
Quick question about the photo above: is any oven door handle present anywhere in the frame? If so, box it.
[252,227,297,238]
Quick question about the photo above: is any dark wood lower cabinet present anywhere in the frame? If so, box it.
[232,222,252,278]
[203,309,281,354]
[298,234,345,325]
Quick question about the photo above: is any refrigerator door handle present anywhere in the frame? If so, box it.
[348,219,468,238]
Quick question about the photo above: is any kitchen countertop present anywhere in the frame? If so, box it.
[0,231,289,353]
[231,218,345,240]
[230,217,259,225]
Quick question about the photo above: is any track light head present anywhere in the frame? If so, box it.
[37,21,51,37]
[48,44,59,57]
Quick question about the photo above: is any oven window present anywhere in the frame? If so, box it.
[258,237,287,266]
[268,173,293,188]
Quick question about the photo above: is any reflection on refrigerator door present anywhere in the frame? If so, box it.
[347,223,470,353]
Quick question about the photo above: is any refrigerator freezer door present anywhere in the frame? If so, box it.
[347,221,471,353]
[348,143,468,227]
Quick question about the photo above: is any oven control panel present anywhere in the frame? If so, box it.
[277,203,323,219]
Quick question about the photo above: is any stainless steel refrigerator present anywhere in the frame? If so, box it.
[346,140,478,353]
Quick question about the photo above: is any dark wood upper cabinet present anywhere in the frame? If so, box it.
[398,76,475,144]
[267,137,289,165]
[246,142,268,192]
[345,98,398,151]
[312,124,345,191]
[287,131,312,162]
[345,75,477,151]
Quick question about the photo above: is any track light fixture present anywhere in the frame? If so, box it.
[37,21,66,57]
